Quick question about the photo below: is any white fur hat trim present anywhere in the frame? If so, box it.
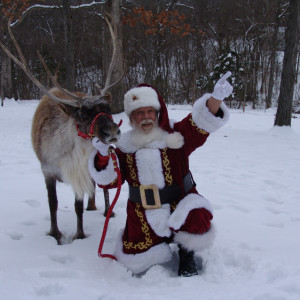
[124,87,161,116]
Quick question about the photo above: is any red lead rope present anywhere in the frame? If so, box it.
[77,113,123,140]
[97,148,122,260]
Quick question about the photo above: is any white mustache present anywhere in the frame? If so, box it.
[140,119,154,126]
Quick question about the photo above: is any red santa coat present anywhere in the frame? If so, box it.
[89,93,229,274]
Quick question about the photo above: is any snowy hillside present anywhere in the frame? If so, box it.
[0,99,300,300]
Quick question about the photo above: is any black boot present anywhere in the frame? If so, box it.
[178,245,198,277]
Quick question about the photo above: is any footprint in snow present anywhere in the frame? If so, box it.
[49,254,75,265]
[229,204,250,213]
[263,222,285,229]
[35,283,64,297]
[266,207,288,215]
[39,270,79,279]
[8,232,23,240]
[20,220,36,226]
[264,196,284,205]
[24,199,41,208]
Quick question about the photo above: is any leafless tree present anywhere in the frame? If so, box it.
[275,0,299,126]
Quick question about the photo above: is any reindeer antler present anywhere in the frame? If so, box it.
[36,50,83,102]
[100,14,125,97]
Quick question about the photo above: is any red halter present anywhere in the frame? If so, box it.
[77,113,122,140]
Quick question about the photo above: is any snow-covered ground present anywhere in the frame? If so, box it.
[0,99,300,300]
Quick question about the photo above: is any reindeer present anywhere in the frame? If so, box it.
[0,17,122,244]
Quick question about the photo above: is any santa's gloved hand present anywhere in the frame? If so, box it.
[211,71,233,101]
[92,137,110,156]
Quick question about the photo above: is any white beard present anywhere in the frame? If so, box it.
[116,118,184,153]
[130,122,169,149]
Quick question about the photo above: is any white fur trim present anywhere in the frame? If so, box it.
[145,204,171,237]
[114,230,172,274]
[192,93,230,133]
[165,132,184,149]
[135,148,165,189]
[167,193,213,230]
[88,149,117,186]
[124,87,160,116]
[173,224,216,252]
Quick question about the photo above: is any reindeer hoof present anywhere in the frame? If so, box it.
[48,229,63,245]
[104,210,115,218]
[73,232,86,240]
[86,204,97,211]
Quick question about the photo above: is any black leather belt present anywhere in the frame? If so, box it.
[128,171,195,209]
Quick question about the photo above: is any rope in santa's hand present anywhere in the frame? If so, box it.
[97,147,121,261]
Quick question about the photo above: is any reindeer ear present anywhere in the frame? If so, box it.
[55,102,78,119]
[102,92,112,104]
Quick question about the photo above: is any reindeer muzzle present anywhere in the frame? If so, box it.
[77,113,121,143]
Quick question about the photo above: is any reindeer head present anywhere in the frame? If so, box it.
[72,93,121,144]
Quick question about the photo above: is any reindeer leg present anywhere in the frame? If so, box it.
[87,194,97,210]
[73,198,86,240]
[86,182,97,211]
[103,188,115,217]
[45,176,63,244]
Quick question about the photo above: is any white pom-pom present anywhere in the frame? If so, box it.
[165,132,184,149]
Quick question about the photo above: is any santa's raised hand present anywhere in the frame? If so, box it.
[211,71,233,101]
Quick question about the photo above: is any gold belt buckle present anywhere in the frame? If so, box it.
[139,184,162,209]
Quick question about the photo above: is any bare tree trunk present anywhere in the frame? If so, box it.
[252,47,260,109]
[266,50,277,109]
[62,0,76,91]
[266,1,281,109]
[274,0,299,126]
[105,0,125,114]
[1,35,12,106]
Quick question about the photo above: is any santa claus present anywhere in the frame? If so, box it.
[89,72,232,276]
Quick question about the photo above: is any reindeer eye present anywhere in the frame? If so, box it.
[79,110,89,119]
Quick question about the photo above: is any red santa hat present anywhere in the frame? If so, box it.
[124,84,184,149]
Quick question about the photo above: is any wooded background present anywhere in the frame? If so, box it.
[1,0,299,118]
